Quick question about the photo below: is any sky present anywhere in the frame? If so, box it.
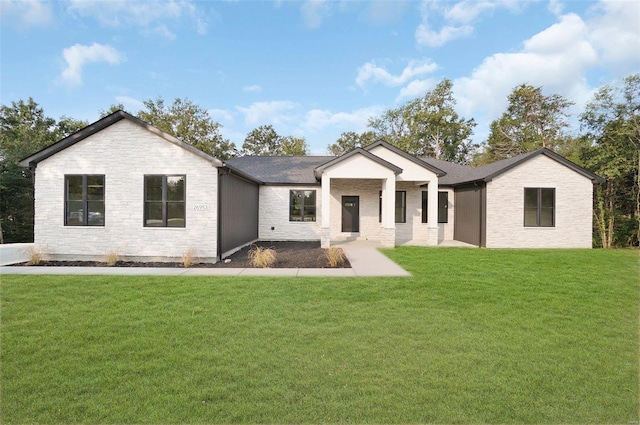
[1,0,639,155]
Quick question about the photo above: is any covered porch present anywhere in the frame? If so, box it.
[314,141,444,249]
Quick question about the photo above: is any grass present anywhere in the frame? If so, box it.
[1,248,638,424]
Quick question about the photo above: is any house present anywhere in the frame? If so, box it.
[18,111,604,262]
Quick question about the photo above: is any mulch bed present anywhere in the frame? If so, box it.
[10,241,351,269]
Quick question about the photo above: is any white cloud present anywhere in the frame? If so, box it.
[444,0,523,23]
[300,0,331,28]
[66,0,208,37]
[548,0,564,16]
[0,0,53,27]
[452,10,608,143]
[145,24,176,40]
[243,85,263,93]
[302,106,384,132]
[208,108,235,125]
[588,0,640,72]
[415,0,525,47]
[236,101,299,126]
[396,78,436,101]
[415,23,473,47]
[356,59,438,88]
[114,96,144,112]
[61,43,124,86]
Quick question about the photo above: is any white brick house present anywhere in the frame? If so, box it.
[19,111,604,262]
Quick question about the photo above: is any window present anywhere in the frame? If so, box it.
[65,175,104,226]
[524,188,555,227]
[144,175,186,227]
[379,191,407,223]
[422,191,428,223]
[290,190,316,221]
[438,192,448,223]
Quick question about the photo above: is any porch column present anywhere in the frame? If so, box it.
[427,180,439,246]
[321,175,331,248]
[381,177,396,248]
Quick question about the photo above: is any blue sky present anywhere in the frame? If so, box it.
[2,0,639,155]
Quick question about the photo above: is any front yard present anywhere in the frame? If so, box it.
[1,248,638,423]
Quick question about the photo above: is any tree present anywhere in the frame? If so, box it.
[0,99,61,243]
[327,131,377,156]
[368,79,476,163]
[241,125,280,155]
[484,84,573,161]
[241,125,308,156]
[580,74,640,247]
[56,116,88,138]
[280,136,309,156]
[138,97,237,160]
[99,103,126,118]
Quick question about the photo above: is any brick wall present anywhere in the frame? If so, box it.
[34,120,219,262]
[485,155,594,248]
[258,185,322,240]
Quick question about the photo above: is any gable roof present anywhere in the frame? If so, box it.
[18,110,223,169]
[422,148,604,186]
[363,140,446,177]
[313,148,403,179]
[226,156,332,184]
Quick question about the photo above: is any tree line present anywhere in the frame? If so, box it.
[1,74,638,247]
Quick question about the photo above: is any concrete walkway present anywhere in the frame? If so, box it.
[0,241,410,277]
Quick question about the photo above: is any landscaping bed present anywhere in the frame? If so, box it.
[11,241,350,269]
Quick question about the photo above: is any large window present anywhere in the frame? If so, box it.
[379,191,407,223]
[144,175,186,227]
[65,175,104,226]
[524,188,555,227]
[290,190,316,221]
[438,191,448,223]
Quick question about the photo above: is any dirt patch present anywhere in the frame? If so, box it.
[10,241,351,269]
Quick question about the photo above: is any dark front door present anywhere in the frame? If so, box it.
[342,196,359,232]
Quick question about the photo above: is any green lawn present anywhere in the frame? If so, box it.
[1,248,638,424]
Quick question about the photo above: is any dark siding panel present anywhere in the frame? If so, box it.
[454,184,484,246]
[219,171,259,256]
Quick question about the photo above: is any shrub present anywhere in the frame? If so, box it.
[325,247,345,267]
[248,245,276,268]
[26,246,44,265]
[182,248,197,268]
[104,250,119,266]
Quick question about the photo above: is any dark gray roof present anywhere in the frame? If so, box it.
[225,156,333,184]
[19,110,222,168]
[421,148,604,186]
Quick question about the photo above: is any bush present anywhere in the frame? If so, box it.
[26,246,44,265]
[104,250,119,266]
[324,247,345,267]
[182,248,196,268]
[248,245,276,268]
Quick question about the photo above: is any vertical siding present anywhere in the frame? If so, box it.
[454,183,485,246]
[219,171,259,255]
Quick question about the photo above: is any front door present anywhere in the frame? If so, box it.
[342,196,359,232]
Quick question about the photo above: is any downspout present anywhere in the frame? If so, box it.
[217,167,230,262]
